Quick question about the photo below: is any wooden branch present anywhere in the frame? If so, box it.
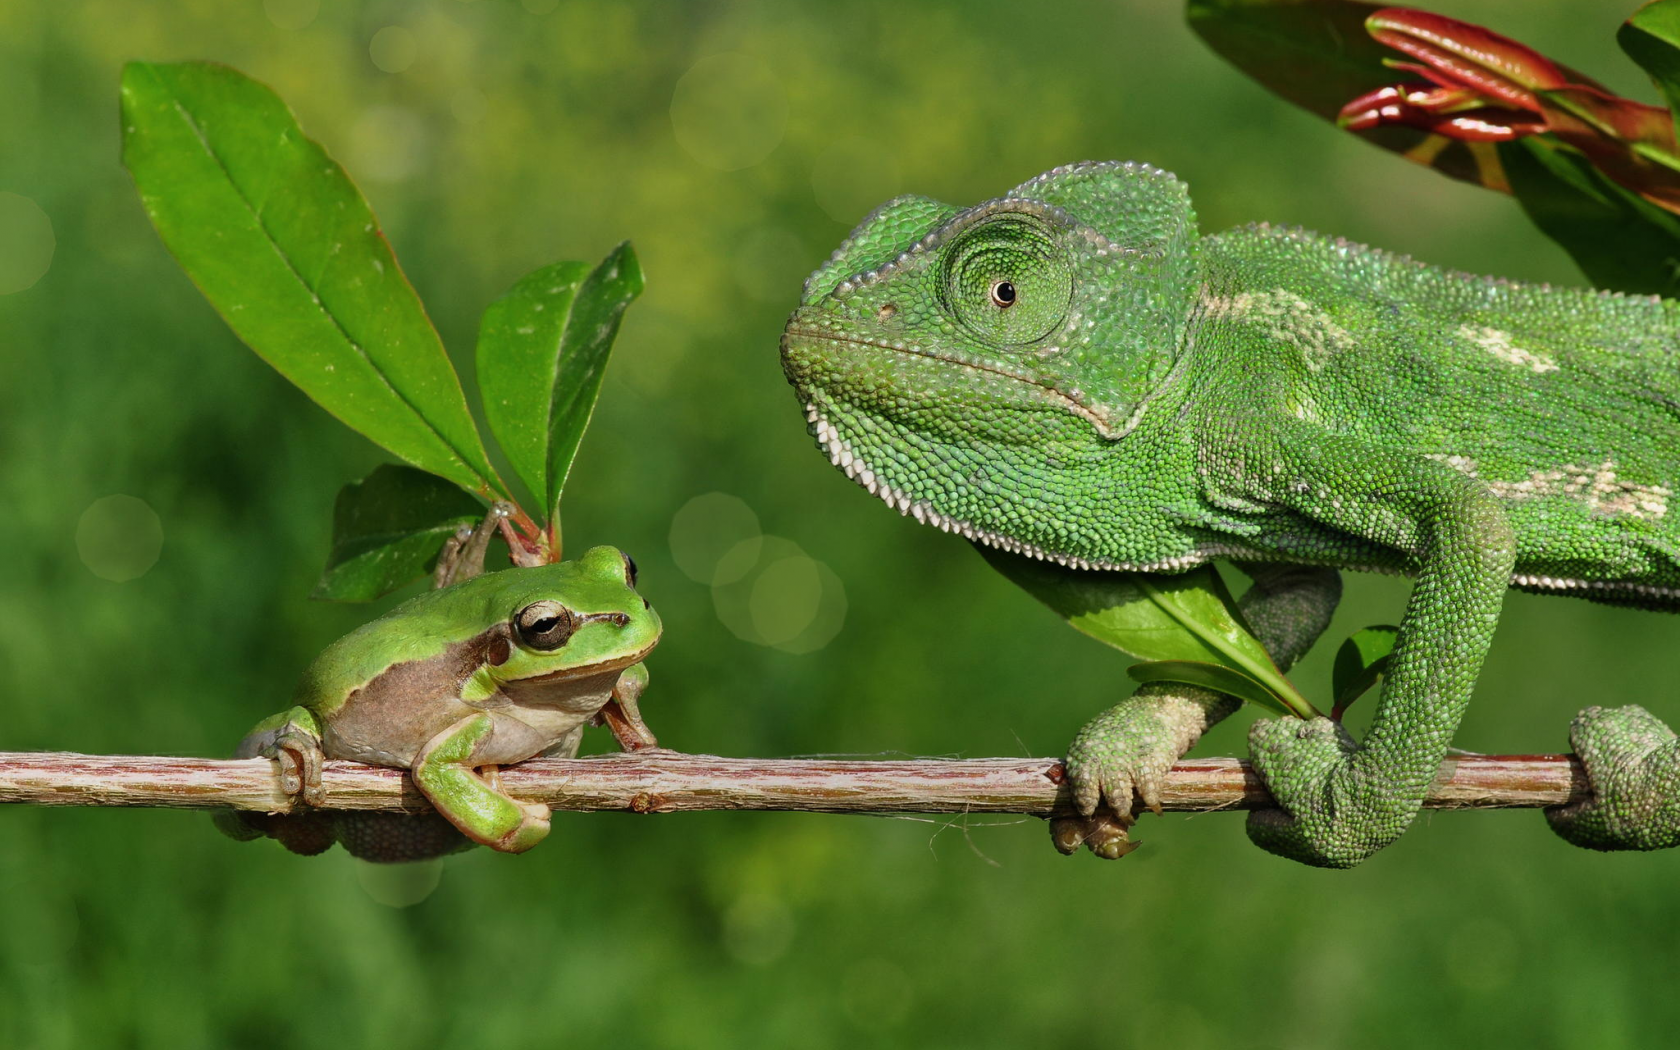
[0,749,1588,817]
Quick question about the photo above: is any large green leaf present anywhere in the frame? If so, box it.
[1619,0,1680,143]
[977,546,1317,717]
[314,464,483,601]
[1127,660,1300,718]
[476,244,644,530]
[121,61,506,500]
[1501,136,1680,297]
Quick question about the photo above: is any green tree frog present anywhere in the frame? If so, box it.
[217,544,661,862]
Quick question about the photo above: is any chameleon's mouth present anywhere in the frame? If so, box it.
[781,327,1125,438]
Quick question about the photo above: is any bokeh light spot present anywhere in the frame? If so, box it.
[670,53,788,172]
[669,492,762,585]
[348,106,426,183]
[354,858,443,907]
[712,536,846,653]
[263,0,318,31]
[0,192,55,295]
[369,26,419,73]
[812,138,902,224]
[749,553,821,645]
[842,958,913,1030]
[76,495,164,583]
[721,893,794,965]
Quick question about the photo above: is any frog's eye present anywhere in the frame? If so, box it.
[515,601,576,651]
[620,551,638,588]
[941,214,1071,346]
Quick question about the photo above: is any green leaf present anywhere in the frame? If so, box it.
[120,61,506,500]
[314,464,483,601]
[1501,136,1680,296]
[1127,660,1299,718]
[976,546,1318,718]
[1330,624,1399,716]
[1619,0,1680,144]
[476,243,644,529]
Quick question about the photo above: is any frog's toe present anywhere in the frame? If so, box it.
[1546,704,1680,851]
[1246,716,1409,869]
[272,728,326,807]
[490,802,552,854]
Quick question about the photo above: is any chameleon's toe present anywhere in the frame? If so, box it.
[1546,705,1680,851]
[1049,813,1140,859]
[1064,697,1188,823]
[1246,716,1412,869]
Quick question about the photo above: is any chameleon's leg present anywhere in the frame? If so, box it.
[1545,705,1680,850]
[432,503,514,588]
[412,714,551,853]
[213,706,334,854]
[1241,433,1515,868]
[1052,564,1341,858]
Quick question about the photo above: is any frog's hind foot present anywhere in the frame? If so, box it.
[1546,704,1680,851]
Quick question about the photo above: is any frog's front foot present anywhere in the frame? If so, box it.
[1546,705,1680,851]
[1246,716,1418,868]
[414,715,553,853]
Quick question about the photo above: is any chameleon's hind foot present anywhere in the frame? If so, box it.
[1246,716,1419,869]
[1546,704,1680,851]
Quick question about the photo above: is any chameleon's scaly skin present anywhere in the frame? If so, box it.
[781,161,1680,867]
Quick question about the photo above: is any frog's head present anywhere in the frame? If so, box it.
[780,161,1199,566]
[479,545,661,692]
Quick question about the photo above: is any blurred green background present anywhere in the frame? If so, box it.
[2,1,1677,1046]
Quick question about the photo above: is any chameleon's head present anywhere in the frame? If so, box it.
[780,161,1199,565]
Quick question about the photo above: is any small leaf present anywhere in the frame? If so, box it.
[977,546,1317,718]
[1128,660,1299,718]
[475,260,591,512]
[476,243,644,531]
[314,465,483,601]
[121,61,506,500]
[1330,624,1400,717]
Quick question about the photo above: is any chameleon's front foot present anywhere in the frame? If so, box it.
[1051,688,1225,859]
[1546,705,1680,851]
[1246,716,1419,868]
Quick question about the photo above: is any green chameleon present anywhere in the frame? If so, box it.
[780,160,1680,868]
[217,526,660,863]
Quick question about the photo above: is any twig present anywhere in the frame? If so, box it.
[0,750,1588,816]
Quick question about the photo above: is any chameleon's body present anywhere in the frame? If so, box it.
[781,161,1680,867]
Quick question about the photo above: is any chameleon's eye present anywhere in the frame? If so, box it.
[942,214,1071,345]
[515,601,576,651]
